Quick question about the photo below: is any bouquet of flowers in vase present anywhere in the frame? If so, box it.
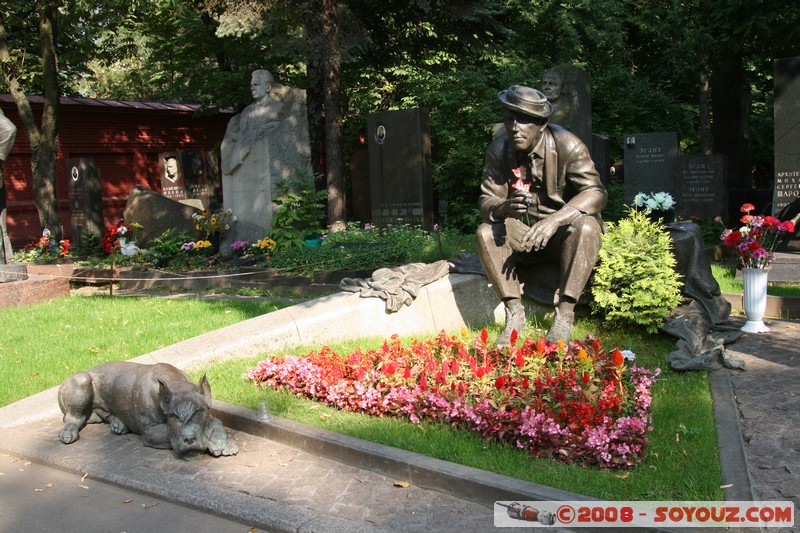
[633,191,675,212]
[720,203,795,269]
[192,209,234,238]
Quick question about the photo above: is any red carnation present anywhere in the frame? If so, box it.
[740,203,755,213]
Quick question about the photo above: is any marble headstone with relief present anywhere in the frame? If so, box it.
[623,132,679,205]
[221,71,312,246]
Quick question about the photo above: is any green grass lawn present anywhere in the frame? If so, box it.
[1,290,723,502]
[712,263,800,296]
[0,295,289,407]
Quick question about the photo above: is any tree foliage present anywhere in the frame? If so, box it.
[4,0,800,235]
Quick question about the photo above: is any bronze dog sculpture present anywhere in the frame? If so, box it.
[58,361,239,458]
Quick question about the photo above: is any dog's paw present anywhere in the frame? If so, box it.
[108,416,130,435]
[59,424,80,444]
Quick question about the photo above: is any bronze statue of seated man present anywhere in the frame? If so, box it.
[476,85,607,346]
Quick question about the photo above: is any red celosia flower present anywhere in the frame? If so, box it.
[476,367,486,378]
[495,376,508,389]
[510,329,518,346]
[419,373,428,391]
[403,365,411,379]
[612,348,624,368]
[582,372,590,384]
[515,351,525,368]
[480,328,488,345]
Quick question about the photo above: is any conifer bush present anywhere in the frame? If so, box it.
[591,208,683,333]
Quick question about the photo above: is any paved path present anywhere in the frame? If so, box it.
[722,316,800,524]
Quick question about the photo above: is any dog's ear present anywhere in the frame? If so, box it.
[197,374,212,407]
[158,378,172,413]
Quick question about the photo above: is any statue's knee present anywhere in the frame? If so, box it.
[570,216,602,238]
[476,223,501,249]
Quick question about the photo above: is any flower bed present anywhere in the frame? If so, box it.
[247,330,660,469]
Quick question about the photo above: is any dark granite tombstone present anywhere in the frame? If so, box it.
[773,57,800,217]
[180,150,211,209]
[623,132,679,205]
[540,64,593,150]
[67,157,104,249]
[676,155,726,220]
[591,133,611,185]
[367,108,434,230]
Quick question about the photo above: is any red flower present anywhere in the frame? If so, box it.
[476,367,486,378]
[515,351,525,368]
[419,373,428,391]
[495,376,508,389]
[512,179,530,192]
[740,203,755,213]
[763,216,780,227]
[612,348,624,368]
[510,329,518,346]
[781,220,795,233]
[748,241,761,252]
[403,365,411,379]
[740,214,752,224]
[723,230,742,247]
[480,328,488,345]
[582,372,590,384]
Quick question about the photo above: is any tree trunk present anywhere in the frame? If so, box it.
[303,1,326,178]
[0,3,62,238]
[320,0,345,226]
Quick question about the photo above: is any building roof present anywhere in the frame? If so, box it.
[0,94,232,114]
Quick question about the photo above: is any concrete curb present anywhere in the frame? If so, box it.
[708,370,756,502]
[212,401,596,509]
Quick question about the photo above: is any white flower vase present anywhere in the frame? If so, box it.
[741,267,769,333]
[117,237,139,257]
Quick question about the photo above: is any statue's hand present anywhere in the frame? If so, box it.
[509,190,532,216]
[522,216,560,252]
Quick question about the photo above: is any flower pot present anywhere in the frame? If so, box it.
[741,267,769,333]
[302,235,322,248]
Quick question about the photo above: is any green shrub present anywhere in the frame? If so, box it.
[269,171,327,250]
[591,208,683,333]
[268,241,407,276]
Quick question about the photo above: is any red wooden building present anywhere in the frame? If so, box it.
[0,94,232,249]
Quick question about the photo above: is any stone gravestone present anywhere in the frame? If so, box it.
[623,132,679,205]
[220,70,312,246]
[180,150,211,209]
[67,157,104,249]
[367,108,434,230]
[123,185,203,246]
[773,56,800,218]
[159,152,185,202]
[675,155,726,220]
[159,151,211,210]
[539,64,592,150]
